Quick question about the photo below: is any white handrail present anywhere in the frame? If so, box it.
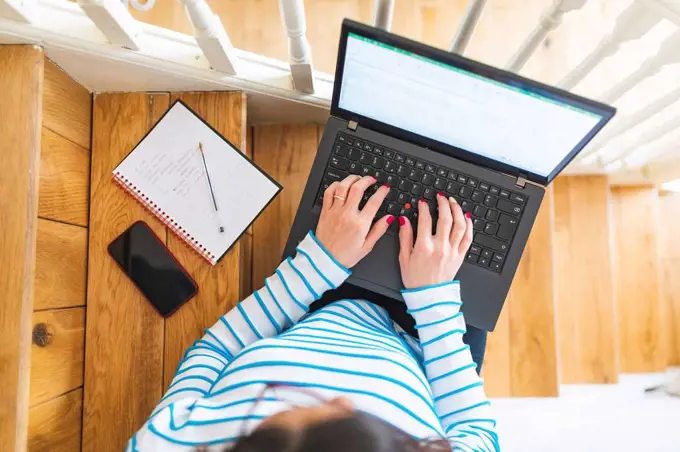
[557,0,660,90]
[279,0,314,93]
[449,0,486,54]
[77,0,141,50]
[177,0,239,74]
[601,113,680,164]
[373,0,394,31]
[599,30,680,104]
[505,0,587,72]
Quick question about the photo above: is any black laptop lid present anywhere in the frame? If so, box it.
[331,19,616,186]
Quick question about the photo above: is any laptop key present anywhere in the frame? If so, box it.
[371,156,385,169]
[330,156,349,171]
[386,174,399,186]
[415,161,426,170]
[474,233,509,253]
[468,179,478,188]
[364,143,375,153]
[385,190,397,202]
[409,168,423,181]
[434,177,447,190]
[387,203,401,216]
[478,257,490,267]
[472,218,485,231]
[492,253,504,263]
[348,162,361,175]
[489,186,500,195]
[383,148,394,159]
[486,209,498,221]
[347,147,361,161]
[425,164,436,173]
[359,152,372,165]
[334,143,349,157]
[510,192,526,204]
[448,171,458,180]
[423,187,436,200]
[405,157,415,166]
[421,173,435,186]
[484,194,497,207]
[395,153,405,163]
[460,200,473,213]
[499,189,510,198]
[446,182,458,194]
[497,214,518,240]
[411,184,424,196]
[361,166,372,176]
[398,179,413,192]
[473,205,487,217]
[484,223,499,235]
[374,171,387,184]
[397,192,409,205]
[384,161,397,173]
[479,182,490,191]
[490,261,502,272]
[497,198,522,216]
[337,134,350,144]
[481,249,493,259]
[457,175,468,184]
[466,253,479,263]
[326,169,345,181]
[470,245,481,255]
[437,168,448,177]
[354,139,364,149]
[397,164,410,177]
[459,186,473,198]
[471,190,484,203]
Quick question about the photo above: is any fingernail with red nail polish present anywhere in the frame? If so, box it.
[382,184,390,189]
[386,215,395,225]
[419,199,426,204]
[465,212,471,219]
[399,216,406,226]
[438,192,445,197]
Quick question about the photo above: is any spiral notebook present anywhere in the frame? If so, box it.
[112,100,282,265]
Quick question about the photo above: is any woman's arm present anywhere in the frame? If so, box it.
[398,195,499,451]
[130,175,392,449]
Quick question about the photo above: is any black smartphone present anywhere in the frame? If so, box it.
[108,221,198,317]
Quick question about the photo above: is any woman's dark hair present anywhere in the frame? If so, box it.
[227,412,449,452]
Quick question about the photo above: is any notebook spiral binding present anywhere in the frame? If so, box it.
[113,172,217,265]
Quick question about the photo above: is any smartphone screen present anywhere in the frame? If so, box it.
[108,221,198,317]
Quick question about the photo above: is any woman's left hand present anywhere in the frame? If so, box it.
[315,175,394,268]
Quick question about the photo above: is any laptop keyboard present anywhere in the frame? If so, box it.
[315,134,528,273]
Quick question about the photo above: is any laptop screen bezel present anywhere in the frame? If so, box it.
[330,19,616,186]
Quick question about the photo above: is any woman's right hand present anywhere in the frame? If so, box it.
[398,193,473,289]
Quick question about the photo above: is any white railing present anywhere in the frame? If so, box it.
[1,0,679,180]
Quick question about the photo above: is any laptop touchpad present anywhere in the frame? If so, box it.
[351,231,402,291]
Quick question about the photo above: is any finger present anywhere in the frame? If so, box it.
[450,197,466,247]
[458,212,474,255]
[361,184,390,219]
[322,181,339,213]
[435,192,453,243]
[364,214,393,252]
[332,175,361,208]
[346,175,377,209]
[416,199,432,247]
[398,215,414,266]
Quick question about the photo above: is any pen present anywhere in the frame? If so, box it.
[198,142,225,233]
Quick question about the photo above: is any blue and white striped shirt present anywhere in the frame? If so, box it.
[128,231,499,451]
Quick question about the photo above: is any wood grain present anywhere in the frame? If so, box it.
[83,93,168,452]
[39,127,91,227]
[43,59,91,150]
[252,124,320,285]
[611,186,665,372]
[34,218,88,310]
[508,187,558,397]
[0,45,44,452]
[553,176,618,383]
[28,388,82,452]
[482,306,511,397]
[659,192,680,365]
[163,92,247,391]
[29,308,85,406]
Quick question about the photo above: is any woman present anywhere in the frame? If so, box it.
[129,175,499,451]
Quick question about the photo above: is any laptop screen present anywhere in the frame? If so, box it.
[336,31,612,181]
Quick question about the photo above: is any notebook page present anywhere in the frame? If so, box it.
[114,101,280,261]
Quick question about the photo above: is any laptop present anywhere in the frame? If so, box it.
[283,19,616,331]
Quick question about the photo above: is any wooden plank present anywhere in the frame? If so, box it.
[38,127,90,227]
[29,308,85,406]
[482,306,511,397]
[43,59,91,150]
[0,45,44,452]
[611,186,666,372]
[28,388,82,452]
[34,218,87,310]
[508,187,558,396]
[252,124,319,285]
[554,176,618,383]
[659,192,680,365]
[163,92,247,391]
[83,93,168,452]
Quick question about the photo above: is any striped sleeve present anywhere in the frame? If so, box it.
[129,231,350,450]
[402,282,499,452]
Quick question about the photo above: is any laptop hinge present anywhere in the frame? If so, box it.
[515,174,527,188]
[347,120,358,131]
